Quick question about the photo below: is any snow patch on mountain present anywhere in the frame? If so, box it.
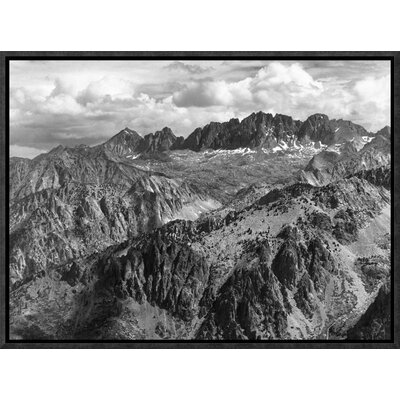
[126,154,140,159]
[362,136,374,143]
[204,148,257,158]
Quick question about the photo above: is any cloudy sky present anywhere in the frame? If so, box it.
[10,60,390,158]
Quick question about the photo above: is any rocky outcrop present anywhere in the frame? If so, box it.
[297,114,369,145]
[138,127,183,153]
[96,227,209,321]
[346,282,391,340]
[197,262,288,340]
[272,240,301,289]
[350,166,391,190]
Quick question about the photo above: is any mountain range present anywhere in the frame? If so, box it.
[9,111,391,341]
[82,112,376,157]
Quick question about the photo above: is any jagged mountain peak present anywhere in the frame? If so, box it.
[180,111,304,151]
[108,127,142,141]
[137,127,182,154]
[297,114,369,146]
[35,111,376,161]
[149,126,176,139]
[123,126,135,132]
[101,127,143,157]
[244,110,273,119]
[178,111,373,153]
[160,126,174,134]
[309,112,329,119]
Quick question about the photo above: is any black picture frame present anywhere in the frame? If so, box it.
[1,51,398,349]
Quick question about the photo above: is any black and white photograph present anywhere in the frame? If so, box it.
[1,0,400,397]
[2,0,400,398]
[5,57,394,343]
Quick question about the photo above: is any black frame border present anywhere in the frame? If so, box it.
[0,51,398,349]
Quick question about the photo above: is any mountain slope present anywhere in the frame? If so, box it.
[10,172,390,340]
[9,145,220,288]
[138,127,182,153]
[297,114,370,145]
[102,127,143,157]
[299,127,390,186]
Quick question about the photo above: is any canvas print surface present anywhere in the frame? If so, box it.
[8,59,392,341]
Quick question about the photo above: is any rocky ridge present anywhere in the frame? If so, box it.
[9,145,220,288]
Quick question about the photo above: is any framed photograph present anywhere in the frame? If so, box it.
[0,52,397,348]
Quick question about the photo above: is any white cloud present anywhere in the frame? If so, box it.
[354,75,390,108]
[253,62,323,89]
[172,62,324,112]
[173,80,236,107]
[41,94,84,115]
[77,77,135,105]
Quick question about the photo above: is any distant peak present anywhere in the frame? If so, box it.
[160,126,173,134]
[49,144,65,153]
[111,127,142,139]
[308,113,329,120]
[254,110,272,117]
[376,126,391,138]
[149,127,175,138]
[242,111,273,122]
[121,127,137,135]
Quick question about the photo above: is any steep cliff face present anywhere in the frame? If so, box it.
[297,114,369,145]
[197,261,289,340]
[180,112,302,151]
[138,127,182,153]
